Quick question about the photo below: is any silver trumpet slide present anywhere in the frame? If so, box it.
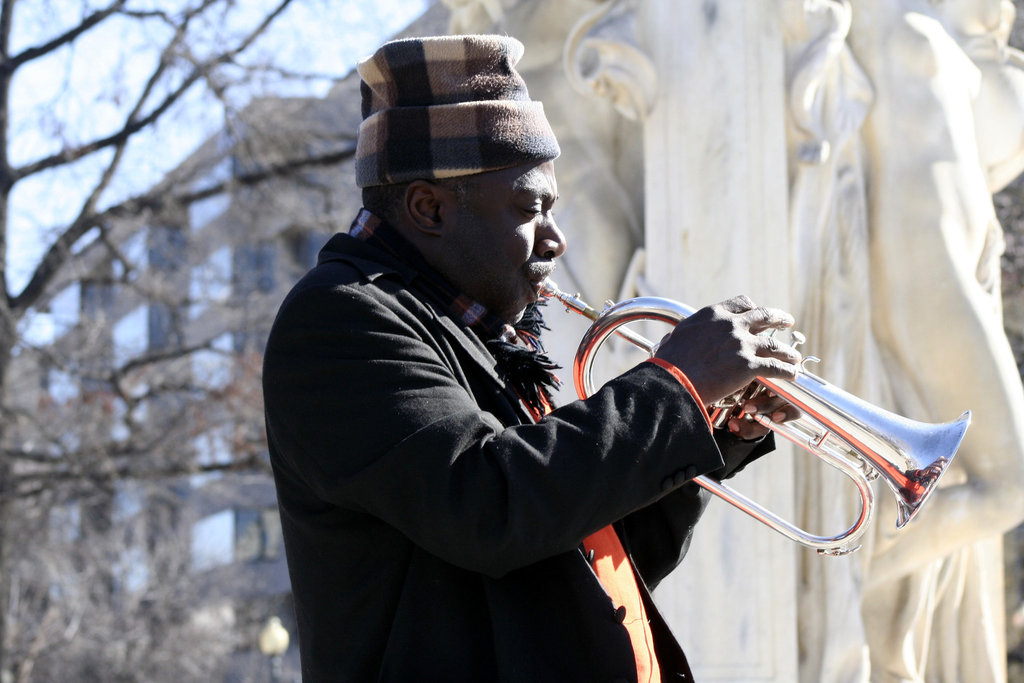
[541,280,971,556]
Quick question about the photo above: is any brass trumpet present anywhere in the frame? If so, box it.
[542,280,971,556]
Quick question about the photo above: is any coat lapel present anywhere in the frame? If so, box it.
[320,233,534,425]
[432,309,535,425]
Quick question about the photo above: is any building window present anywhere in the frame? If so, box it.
[148,302,183,351]
[234,508,283,563]
[282,229,322,279]
[191,506,283,572]
[233,241,276,296]
[191,509,235,571]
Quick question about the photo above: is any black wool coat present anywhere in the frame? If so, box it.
[262,233,769,682]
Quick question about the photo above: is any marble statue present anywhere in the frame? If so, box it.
[436,0,1024,680]
[782,0,1024,680]
[847,1,1024,681]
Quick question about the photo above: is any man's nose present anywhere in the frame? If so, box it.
[535,217,567,260]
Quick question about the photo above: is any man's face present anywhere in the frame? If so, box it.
[438,161,566,323]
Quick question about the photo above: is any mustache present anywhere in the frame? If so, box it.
[526,262,556,281]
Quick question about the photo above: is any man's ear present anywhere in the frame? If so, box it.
[404,180,448,236]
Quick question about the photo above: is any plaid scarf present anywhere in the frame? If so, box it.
[349,208,561,414]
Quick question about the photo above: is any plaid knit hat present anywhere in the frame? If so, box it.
[355,34,561,187]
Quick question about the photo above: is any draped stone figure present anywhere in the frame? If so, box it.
[437,0,1024,680]
[846,1,1024,681]
[768,1,1024,679]
[782,5,879,680]
[783,1,1024,679]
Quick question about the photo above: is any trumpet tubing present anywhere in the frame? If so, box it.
[542,280,971,556]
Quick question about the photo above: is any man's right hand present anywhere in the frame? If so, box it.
[653,295,803,406]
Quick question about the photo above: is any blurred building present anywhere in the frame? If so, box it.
[3,5,448,680]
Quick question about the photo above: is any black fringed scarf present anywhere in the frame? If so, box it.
[349,209,561,414]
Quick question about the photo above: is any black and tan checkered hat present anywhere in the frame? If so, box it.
[355,34,560,188]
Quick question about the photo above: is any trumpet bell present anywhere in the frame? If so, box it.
[766,370,971,529]
[893,411,970,527]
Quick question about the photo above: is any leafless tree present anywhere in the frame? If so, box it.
[0,0,384,679]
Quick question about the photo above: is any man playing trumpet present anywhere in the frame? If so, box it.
[262,34,802,682]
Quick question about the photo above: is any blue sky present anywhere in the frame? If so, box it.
[7,0,430,296]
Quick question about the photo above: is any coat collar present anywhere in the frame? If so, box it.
[318,232,535,424]
[318,231,414,284]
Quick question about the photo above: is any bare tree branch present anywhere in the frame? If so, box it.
[0,0,388,677]
[9,141,355,313]
[8,450,270,500]
[6,0,127,70]
[7,0,314,316]
[0,0,14,64]
[11,0,296,182]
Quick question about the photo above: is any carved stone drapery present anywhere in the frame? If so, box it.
[433,1,1024,679]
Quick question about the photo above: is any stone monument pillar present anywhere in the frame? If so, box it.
[635,2,801,680]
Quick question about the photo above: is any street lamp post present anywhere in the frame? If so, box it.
[258,616,290,683]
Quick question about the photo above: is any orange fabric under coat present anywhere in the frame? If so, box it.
[582,525,662,683]
[523,356,710,681]
[580,360,711,682]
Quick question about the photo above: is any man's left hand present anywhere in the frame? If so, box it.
[725,392,801,440]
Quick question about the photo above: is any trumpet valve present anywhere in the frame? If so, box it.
[710,382,767,429]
